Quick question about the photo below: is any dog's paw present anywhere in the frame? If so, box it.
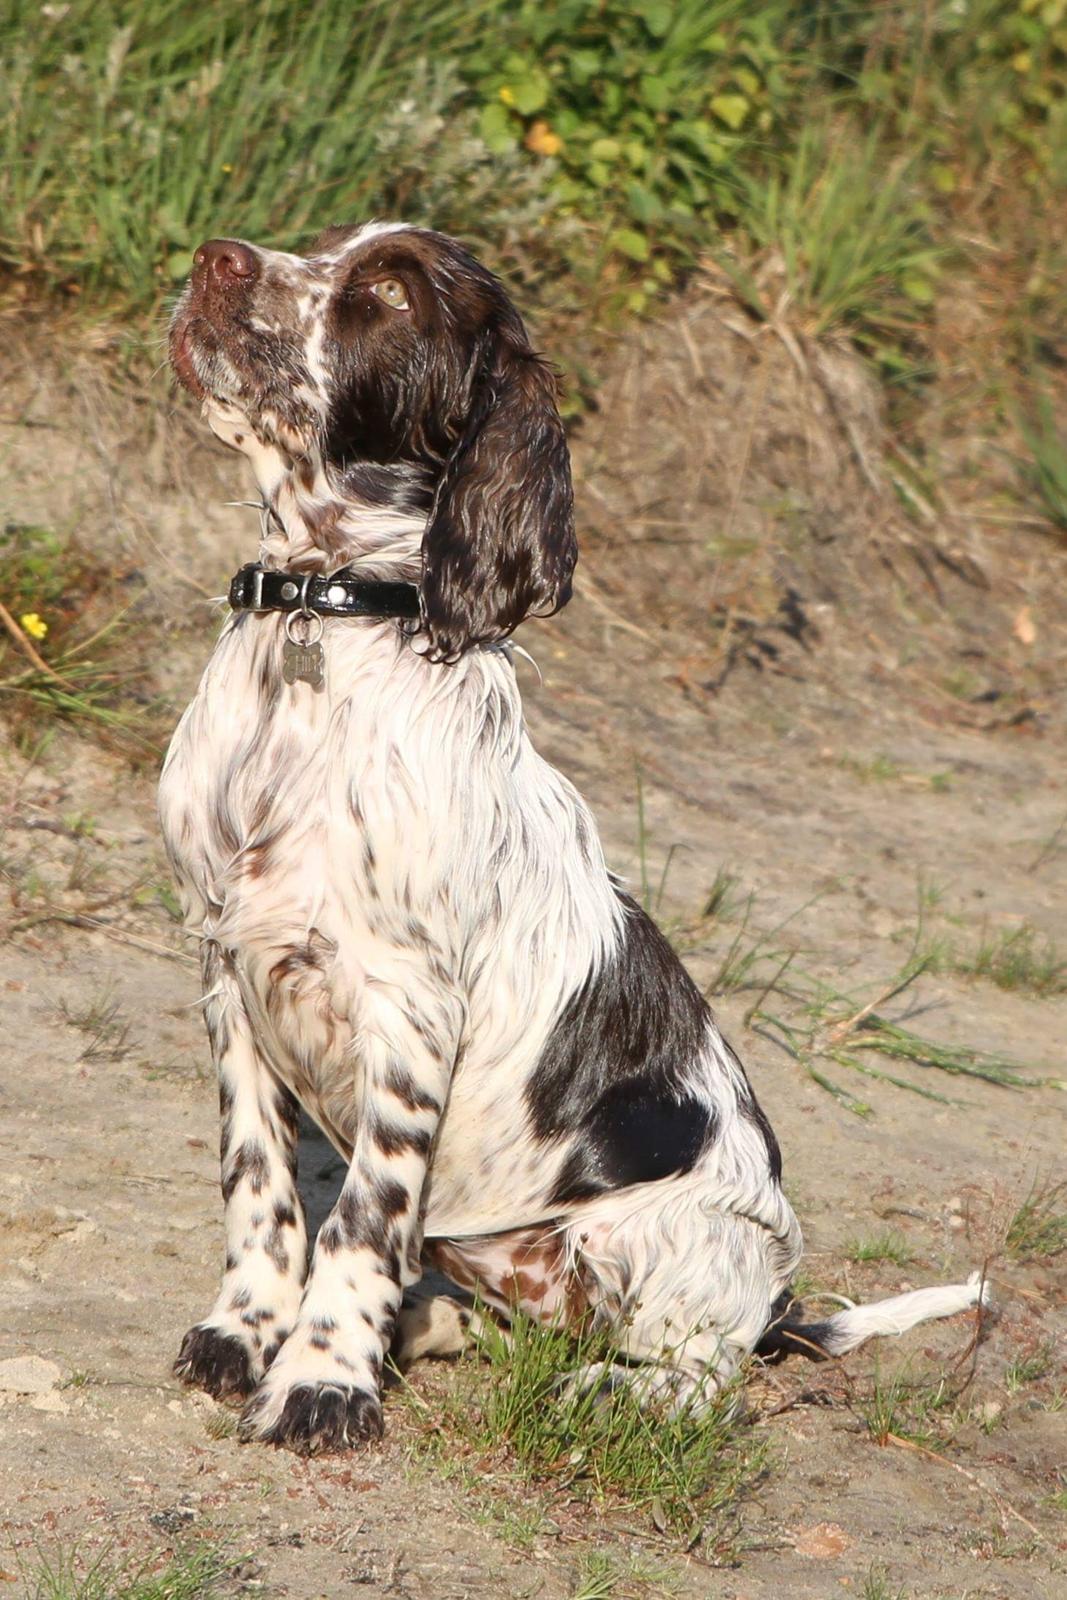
[174,1323,259,1401]
[239,1380,383,1454]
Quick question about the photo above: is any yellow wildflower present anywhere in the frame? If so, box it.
[498,86,515,106]
[20,612,48,640]
[525,120,563,157]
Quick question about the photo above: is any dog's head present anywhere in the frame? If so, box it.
[170,223,575,661]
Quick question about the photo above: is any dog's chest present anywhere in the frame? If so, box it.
[159,615,473,1143]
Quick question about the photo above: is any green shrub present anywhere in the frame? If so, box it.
[457,0,796,310]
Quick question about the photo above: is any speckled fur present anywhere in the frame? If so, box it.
[162,223,988,1453]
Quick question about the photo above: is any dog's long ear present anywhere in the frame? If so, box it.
[419,330,576,663]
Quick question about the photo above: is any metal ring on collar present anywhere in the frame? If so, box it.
[284,607,325,646]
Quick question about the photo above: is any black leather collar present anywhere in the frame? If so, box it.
[228,562,420,621]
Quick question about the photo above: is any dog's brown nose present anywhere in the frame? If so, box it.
[193,238,258,286]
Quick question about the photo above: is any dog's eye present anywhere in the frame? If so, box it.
[370,278,410,311]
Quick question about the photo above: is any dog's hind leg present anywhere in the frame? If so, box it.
[560,1184,804,1417]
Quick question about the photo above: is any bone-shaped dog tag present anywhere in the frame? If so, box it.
[282,636,325,690]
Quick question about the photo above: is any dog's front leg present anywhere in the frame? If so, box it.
[238,980,460,1454]
[175,945,308,1400]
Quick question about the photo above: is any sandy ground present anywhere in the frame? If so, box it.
[1,316,1065,1598]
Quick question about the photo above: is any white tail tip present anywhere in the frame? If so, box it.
[821,1269,991,1356]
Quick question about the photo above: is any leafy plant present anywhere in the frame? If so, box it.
[460,0,797,310]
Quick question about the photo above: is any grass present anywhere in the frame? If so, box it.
[661,870,1055,1116]
[1005,1178,1067,1261]
[0,524,169,761]
[58,984,132,1064]
[203,1407,239,1441]
[955,923,1067,998]
[750,953,1048,1116]
[701,866,742,924]
[567,1550,676,1600]
[857,1364,955,1453]
[635,770,682,922]
[20,1540,238,1600]
[398,1311,767,1546]
[837,755,952,791]
[1004,1342,1055,1394]
[1018,392,1067,532]
[844,1231,913,1268]
[0,0,502,307]
[862,1566,907,1600]
[907,882,1066,998]
[732,120,941,368]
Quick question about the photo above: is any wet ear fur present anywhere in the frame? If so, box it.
[418,331,576,663]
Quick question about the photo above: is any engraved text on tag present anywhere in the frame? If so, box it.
[282,637,325,690]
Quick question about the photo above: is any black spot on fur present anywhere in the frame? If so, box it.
[264,1228,290,1275]
[370,1117,433,1159]
[383,1062,440,1115]
[376,1180,408,1220]
[340,460,435,515]
[527,892,710,1140]
[222,1138,269,1202]
[755,1291,834,1362]
[326,1180,407,1277]
[741,1089,783,1182]
[550,1080,715,1204]
[318,1221,343,1255]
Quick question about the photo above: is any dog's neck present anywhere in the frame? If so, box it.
[206,399,427,579]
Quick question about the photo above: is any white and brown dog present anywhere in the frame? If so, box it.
[161,223,986,1453]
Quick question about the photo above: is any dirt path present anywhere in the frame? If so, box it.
[1,333,1064,1598]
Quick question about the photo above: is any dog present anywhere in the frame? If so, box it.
[161,222,987,1453]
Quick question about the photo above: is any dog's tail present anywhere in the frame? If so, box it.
[757,1270,990,1362]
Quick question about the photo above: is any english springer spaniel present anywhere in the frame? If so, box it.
[161,223,986,1453]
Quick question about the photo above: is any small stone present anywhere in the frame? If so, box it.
[30,1391,70,1415]
[0,1356,63,1395]
[794,1521,851,1558]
